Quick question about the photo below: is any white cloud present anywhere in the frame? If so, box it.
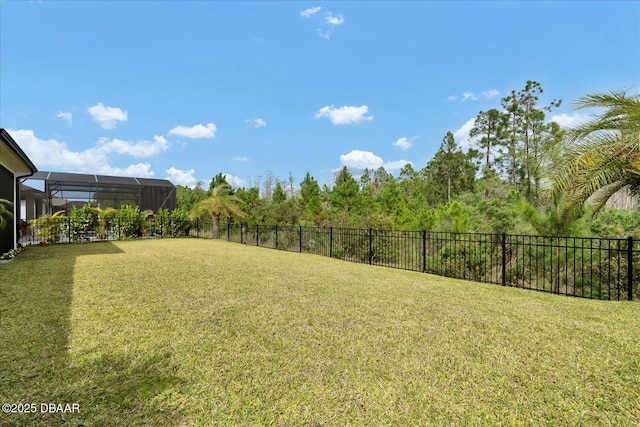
[340,150,384,170]
[97,135,169,158]
[482,89,500,99]
[315,105,373,125]
[325,13,344,26]
[551,112,590,130]
[383,159,413,171]
[301,6,344,39]
[87,102,128,129]
[168,123,217,139]
[103,163,155,178]
[453,117,478,150]
[245,118,266,128]
[449,91,496,102]
[233,156,250,162]
[394,136,417,151]
[300,6,321,17]
[223,173,247,188]
[166,167,197,187]
[11,129,98,171]
[462,92,478,102]
[338,150,412,172]
[301,8,344,39]
[57,111,72,125]
[318,12,344,39]
[8,129,164,177]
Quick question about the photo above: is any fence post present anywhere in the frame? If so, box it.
[628,236,634,301]
[422,230,427,273]
[240,224,243,244]
[227,223,230,241]
[67,217,71,244]
[275,225,278,249]
[299,226,303,253]
[369,228,373,265]
[502,233,507,286]
[256,224,259,246]
[330,227,333,258]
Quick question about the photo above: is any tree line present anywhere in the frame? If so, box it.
[171,82,640,239]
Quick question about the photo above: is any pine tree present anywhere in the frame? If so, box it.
[422,132,478,205]
[272,182,287,205]
[470,108,507,179]
[299,172,323,225]
[330,167,362,225]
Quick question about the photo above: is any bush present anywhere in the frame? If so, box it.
[113,205,142,239]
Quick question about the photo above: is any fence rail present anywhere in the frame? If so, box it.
[21,217,638,301]
[209,222,637,302]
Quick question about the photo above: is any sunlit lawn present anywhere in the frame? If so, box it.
[1,238,639,426]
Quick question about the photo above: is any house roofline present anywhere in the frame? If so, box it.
[0,128,38,174]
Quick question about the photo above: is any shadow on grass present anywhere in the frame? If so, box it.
[0,242,187,427]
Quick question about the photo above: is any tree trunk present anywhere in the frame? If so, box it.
[212,214,220,239]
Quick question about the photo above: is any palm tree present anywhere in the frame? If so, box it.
[0,198,13,230]
[555,90,640,212]
[94,207,117,239]
[190,184,245,239]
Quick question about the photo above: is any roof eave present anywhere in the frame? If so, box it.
[0,128,38,174]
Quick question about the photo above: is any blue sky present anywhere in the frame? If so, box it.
[1,1,638,190]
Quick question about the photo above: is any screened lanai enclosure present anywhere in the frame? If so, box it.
[23,171,176,217]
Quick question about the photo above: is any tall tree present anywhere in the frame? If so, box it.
[527,111,564,206]
[209,173,230,193]
[299,172,323,225]
[501,89,524,188]
[272,182,287,205]
[422,132,478,205]
[176,182,207,212]
[359,168,373,191]
[555,90,640,212]
[330,167,362,225]
[517,81,561,202]
[398,163,429,211]
[501,81,561,202]
[262,171,276,203]
[236,187,265,224]
[375,176,412,228]
[267,198,301,225]
[191,184,245,238]
[372,167,391,195]
[287,172,296,198]
[470,108,507,178]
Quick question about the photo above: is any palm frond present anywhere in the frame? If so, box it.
[0,198,14,230]
[556,89,640,211]
[190,184,246,220]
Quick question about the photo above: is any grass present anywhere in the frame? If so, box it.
[1,238,639,426]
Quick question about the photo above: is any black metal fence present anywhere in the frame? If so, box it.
[22,216,638,302]
[194,221,637,302]
[21,216,192,245]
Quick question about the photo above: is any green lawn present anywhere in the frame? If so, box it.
[1,238,639,426]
